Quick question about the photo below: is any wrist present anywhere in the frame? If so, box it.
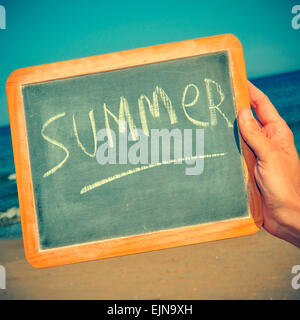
[278,194,300,237]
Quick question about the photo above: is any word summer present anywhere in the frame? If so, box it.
[96,124,205,176]
[41,79,231,192]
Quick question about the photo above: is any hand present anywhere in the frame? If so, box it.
[238,81,300,248]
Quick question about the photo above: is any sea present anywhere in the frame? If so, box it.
[0,70,300,240]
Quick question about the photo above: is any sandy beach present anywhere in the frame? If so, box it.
[0,228,299,300]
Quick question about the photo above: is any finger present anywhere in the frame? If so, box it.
[238,107,272,161]
[247,80,282,125]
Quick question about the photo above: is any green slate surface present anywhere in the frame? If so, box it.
[22,51,249,250]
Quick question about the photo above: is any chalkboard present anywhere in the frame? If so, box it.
[6,34,263,268]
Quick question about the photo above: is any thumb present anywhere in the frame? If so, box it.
[238,107,272,161]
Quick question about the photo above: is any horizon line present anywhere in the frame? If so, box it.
[1,68,300,129]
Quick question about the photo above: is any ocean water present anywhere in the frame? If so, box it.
[0,126,20,239]
[251,70,300,151]
[0,70,300,240]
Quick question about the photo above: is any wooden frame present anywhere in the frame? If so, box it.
[6,33,263,268]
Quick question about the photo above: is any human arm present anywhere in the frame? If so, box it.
[238,81,300,248]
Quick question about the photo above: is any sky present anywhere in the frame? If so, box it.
[0,0,299,126]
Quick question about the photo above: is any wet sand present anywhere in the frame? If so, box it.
[0,228,299,300]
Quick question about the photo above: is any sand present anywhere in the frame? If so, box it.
[0,228,300,300]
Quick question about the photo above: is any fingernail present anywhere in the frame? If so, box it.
[239,108,253,122]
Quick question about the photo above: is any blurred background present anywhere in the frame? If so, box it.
[0,0,299,241]
[0,0,299,300]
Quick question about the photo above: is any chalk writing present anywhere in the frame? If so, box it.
[73,109,97,157]
[80,152,226,194]
[41,113,69,178]
[40,79,232,186]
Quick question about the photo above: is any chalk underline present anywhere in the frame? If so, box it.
[80,152,226,194]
